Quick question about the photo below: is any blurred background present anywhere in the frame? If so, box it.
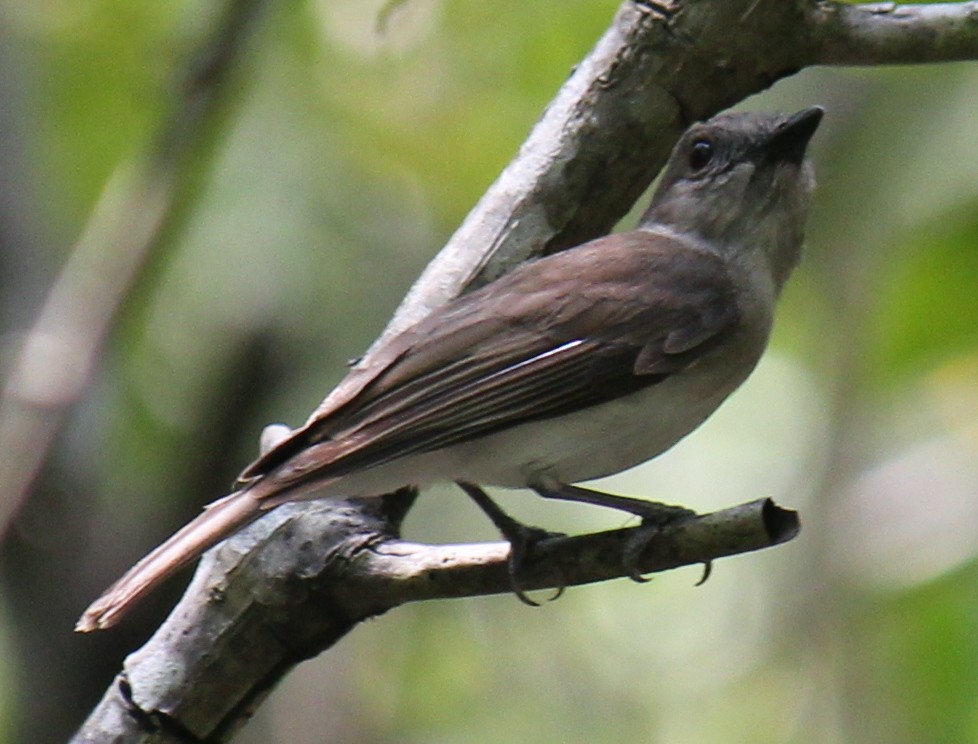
[1,0,977,742]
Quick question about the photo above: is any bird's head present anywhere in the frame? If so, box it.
[642,107,823,289]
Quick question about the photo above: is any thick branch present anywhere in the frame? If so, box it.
[308,0,812,418]
[73,496,797,743]
[811,2,978,66]
[317,1,978,420]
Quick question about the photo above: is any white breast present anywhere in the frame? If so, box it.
[445,343,760,486]
[315,328,765,498]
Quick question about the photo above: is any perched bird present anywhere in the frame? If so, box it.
[77,106,823,632]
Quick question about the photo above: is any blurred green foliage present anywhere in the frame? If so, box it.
[0,1,976,743]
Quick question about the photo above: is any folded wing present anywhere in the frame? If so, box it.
[240,233,741,500]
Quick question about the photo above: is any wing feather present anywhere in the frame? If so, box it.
[241,232,743,495]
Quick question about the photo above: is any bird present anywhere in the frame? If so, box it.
[77,106,823,632]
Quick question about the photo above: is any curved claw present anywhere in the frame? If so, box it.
[457,481,570,606]
[509,573,564,606]
[694,560,713,586]
[628,569,652,584]
[622,521,660,582]
[507,542,542,607]
[512,584,542,607]
[622,507,699,582]
[506,525,567,606]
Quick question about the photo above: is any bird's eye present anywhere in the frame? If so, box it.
[688,139,714,172]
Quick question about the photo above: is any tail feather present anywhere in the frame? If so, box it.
[76,491,263,632]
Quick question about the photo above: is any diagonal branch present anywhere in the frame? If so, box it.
[308,0,812,417]
[314,1,978,418]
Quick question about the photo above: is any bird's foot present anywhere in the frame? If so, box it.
[456,481,566,606]
[529,481,704,583]
[621,501,701,582]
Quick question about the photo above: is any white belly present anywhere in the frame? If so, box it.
[315,342,759,497]
[444,361,747,486]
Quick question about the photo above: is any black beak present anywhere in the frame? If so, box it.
[766,106,824,163]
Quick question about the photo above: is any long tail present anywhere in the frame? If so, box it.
[76,491,264,632]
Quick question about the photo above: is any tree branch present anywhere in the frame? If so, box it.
[810,2,978,66]
[351,499,798,606]
[308,0,813,418]
[319,1,978,418]
[73,495,797,743]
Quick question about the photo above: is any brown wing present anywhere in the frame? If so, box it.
[238,232,741,493]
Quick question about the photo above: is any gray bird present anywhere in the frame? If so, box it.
[78,106,822,632]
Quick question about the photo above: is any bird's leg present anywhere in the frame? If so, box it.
[531,482,693,521]
[456,481,565,606]
[530,481,702,582]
